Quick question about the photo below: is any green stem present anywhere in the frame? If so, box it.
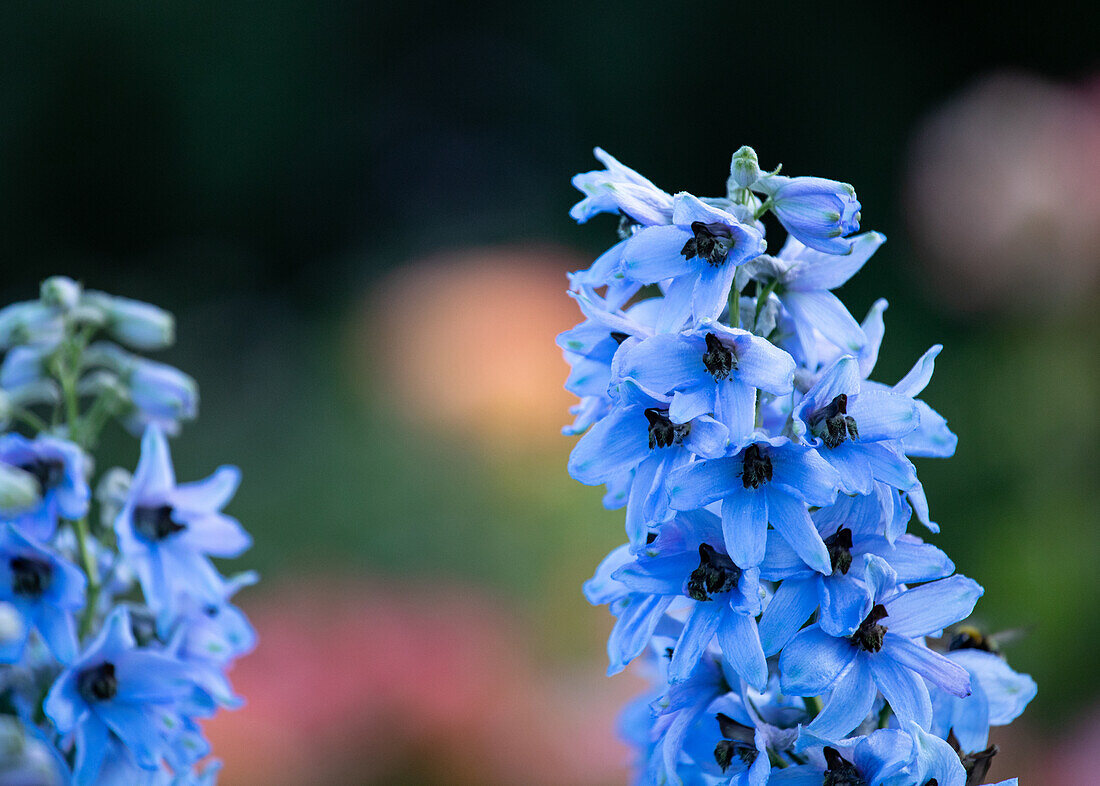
[805,695,823,718]
[73,516,101,638]
[11,408,49,433]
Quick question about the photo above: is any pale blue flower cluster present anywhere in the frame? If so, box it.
[0,277,253,784]
[562,149,1035,785]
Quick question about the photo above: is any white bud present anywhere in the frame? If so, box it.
[0,463,39,515]
[728,145,762,190]
[40,276,82,310]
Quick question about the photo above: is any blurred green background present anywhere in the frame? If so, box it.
[1,2,1098,782]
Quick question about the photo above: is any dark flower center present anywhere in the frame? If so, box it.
[822,746,866,786]
[852,604,889,652]
[702,333,736,380]
[10,556,52,597]
[681,221,734,266]
[644,408,690,450]
[77,662,118,702]
[687,543,741,601]
[811,394,859,449]
[609,331,629,345]
[739,444,772,489]
[824,527,854,575]
[951,734,998,786]
[617,211,640,240]
[18,458,65,493]
[713,713,757,772]
[132,504,186,542]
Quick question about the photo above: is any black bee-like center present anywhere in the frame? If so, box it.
[644,408,690,450]
[713,713,757,773]
[947,628,994,653]
[811,394,859,449]
[10,556,52,597]
[681,221,734,266]
[822,746,866,786]
[687,544,741,601]
[610,331,629,345]
[132,504,186,542]
[77,662,118,703]
[129,608,161,647]
[824,527,854,575]
[740,444,773,489]
[852,604,889,653]
[702,333,736,380]
[18,458,65,493]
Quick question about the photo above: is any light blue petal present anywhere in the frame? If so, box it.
[767,490,831,575]
[779,624,858,695]
[758,576,818,655]
[884,576,984,639]
[721,483,768,569]
[619,334,705,396]
[669,386,714,424]
[769,445,840,507]
[622,225,695,283]
[862,443,918,491]
[583,544,634,605]
[692,263,737,324]
[901,400,958,458]
[952,649,1036,726]
[782,290,865,356]
[870,653,933,729]
[608,594,673,675]
[893,345,941,398]
[905,720,967,786]
[683,415,731,459]
[732,332,796,395]
[785,232,884,292]
[715,379,756,448]
[820,442,874,495]
[170,466,240,513]
[858,298,888,378]
[133,425,176,499]
[806,656,877,740]
[670,603,723,681]
[862,536,954,583]
[655,275,697,334]
[819,572,874,637]
[567,406,650,485]
[886,634,971,697]
[667,458,739,510]
[849,390,919,442]
[759,529,808,580]
[796,355,860,423]
[718,608,768,691]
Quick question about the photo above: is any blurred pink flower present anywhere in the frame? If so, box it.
[205,579,640,784]
[357,245,588,452]
[906,71,1100,312]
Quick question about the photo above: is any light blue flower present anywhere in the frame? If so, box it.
[0,433,90,529]
[44,608,204,781]
[667,436,840,572]
[792,355,920,495]
[758,491,954,654]
[620,194,766,333]
[616,319,796,447]
[0,524,85,664]
[569,381,730,546]
[779,555,980,740]
[115,425,249,612]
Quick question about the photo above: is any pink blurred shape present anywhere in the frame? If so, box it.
[906,71,1100,312]
[205,579,639,784]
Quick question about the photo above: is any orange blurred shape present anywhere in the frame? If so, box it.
[205,580,638,785]
[906,71,1100,313]
[357,245,589,449]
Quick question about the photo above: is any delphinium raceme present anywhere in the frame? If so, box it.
[0,277,255,784]
[561,148,1036,785]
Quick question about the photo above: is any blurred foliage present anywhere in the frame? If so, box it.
[0,0,1097,738]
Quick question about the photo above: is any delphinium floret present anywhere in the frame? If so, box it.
[560,149,1034,784]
